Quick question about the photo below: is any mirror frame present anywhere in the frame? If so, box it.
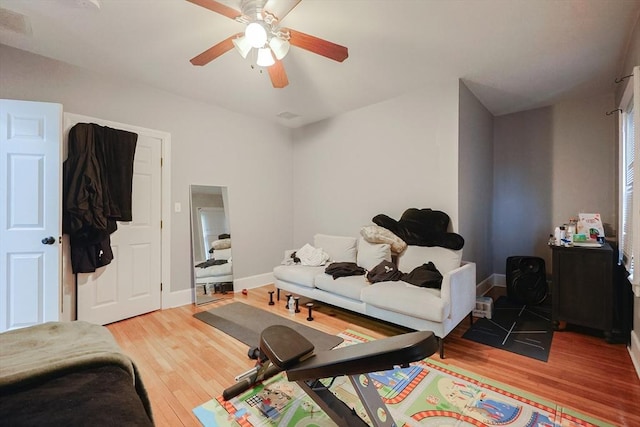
[189,185,232,305]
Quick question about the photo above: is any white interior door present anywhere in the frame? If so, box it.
[0,99,62,332]
[67,118,162,325]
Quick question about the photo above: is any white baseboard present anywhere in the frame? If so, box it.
[161,274,273,309]
[476,274,506,296]
[493,273,506,287]
[163,288,192,308]
[477,276,495,295]
[233,272,273,291]
[630,329,640,380]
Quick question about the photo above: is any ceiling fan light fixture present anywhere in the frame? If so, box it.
[245,21,267,48]
[232,35,252,59]
[256,47,275,67]
[269,36,290,60]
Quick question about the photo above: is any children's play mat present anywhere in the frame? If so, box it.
[193,330,611,427]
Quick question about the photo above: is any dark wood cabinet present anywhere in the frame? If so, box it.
[550,243,613,338]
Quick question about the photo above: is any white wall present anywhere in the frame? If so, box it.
[290,78,460,247]
[0,44,294,297]
[458,81,494,283]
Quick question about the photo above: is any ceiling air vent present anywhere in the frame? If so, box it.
[276,111,300,120]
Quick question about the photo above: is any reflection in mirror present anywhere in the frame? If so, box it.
[190,185,232,305]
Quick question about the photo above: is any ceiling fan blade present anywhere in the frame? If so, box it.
[185,0,242,20]
[263,0,301,21]
[190,33,242,66]
[268,59,289,88]
[287,29,348,62]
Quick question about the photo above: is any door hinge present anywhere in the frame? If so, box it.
[160,157,163,167]
[160,282,163,291]
[160,220,163,229]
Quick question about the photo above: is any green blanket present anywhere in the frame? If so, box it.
[0,321,153,422]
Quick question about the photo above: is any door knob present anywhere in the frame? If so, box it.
[41,236,56,245]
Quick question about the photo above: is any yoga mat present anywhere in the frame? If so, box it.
[193,302,343,351]
[462,296,554,361]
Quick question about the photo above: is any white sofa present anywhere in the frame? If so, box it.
[195,247,233,294]
[273,234,477,357]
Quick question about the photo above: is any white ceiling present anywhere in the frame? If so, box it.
[0,0,638,128]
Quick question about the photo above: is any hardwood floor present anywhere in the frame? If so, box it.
[107,285,640,426]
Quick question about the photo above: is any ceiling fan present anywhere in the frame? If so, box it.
[186,0,348,88]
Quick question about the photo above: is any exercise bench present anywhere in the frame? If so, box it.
[223,325,438,426]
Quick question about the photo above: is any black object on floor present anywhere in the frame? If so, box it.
[506,256,548,305]
[193,302,342,351]
[462,296,553,362]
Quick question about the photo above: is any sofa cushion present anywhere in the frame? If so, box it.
[213,248,232,260]
[273,265,324,288]
[361,281,448,323]
[314,273,368,301]
[398,245,462,274]
[360,225,407,253]
[314,234,357,263]
[356,237,391,270]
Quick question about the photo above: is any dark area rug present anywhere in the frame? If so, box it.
[462,296,553,362]
[194,302,343,350]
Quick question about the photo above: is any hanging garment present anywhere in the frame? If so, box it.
[63,123,137,273]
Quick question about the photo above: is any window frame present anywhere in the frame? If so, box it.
[619,65,640,297]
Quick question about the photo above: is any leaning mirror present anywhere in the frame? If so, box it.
[190,185,233,305]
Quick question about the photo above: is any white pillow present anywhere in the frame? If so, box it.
[356,237,391,270]
[211,238,231,250]
[398,245,462,274]
[360,225,407,253]
[314,234,357,263]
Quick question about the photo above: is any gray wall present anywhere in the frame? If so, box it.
[493,107,553,273]
[0,44,294,294]
[617,15,640,103]
[458,81,494,283]
[549,95,617,231]
[290,78,461,248]
[0,40,628,297]
[492,95,616,275]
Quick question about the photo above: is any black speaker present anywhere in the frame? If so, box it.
[506,256,548,305]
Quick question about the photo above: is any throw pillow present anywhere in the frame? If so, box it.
[360,225,407,253]
[211,238,231,250]
[356,237,391,270]
[398,245,462,274]
[313,234,358,263]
